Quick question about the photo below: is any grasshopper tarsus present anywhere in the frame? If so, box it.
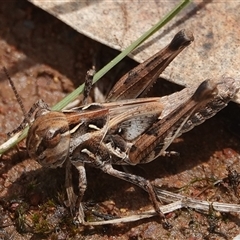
[83,68,96,104]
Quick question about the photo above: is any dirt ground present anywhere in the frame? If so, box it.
[0,1,240,239]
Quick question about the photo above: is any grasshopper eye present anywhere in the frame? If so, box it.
[43,129,62,148]
[27,111,70,168]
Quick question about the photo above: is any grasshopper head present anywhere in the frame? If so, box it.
[26,110,70,168]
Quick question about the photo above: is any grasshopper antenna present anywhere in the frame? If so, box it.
[3,67,31,129]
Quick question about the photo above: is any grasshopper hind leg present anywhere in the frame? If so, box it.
[100,163,172,228]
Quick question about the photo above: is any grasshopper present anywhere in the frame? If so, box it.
[6,29,239,226]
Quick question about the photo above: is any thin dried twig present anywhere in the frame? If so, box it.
[82,187,240,225]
